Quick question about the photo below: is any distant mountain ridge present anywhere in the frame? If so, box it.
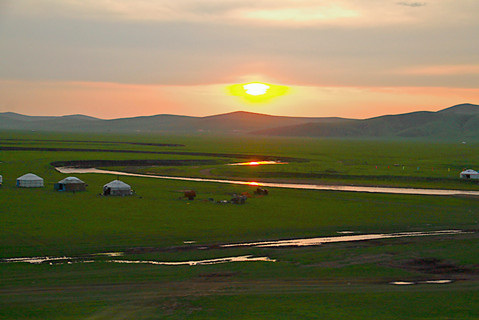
[1,103,478,140]
[253,103,479,139]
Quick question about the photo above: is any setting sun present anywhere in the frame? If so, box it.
[228,82,289,103]
[243,83,270,96]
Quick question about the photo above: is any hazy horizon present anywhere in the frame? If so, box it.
[2,102,477,121]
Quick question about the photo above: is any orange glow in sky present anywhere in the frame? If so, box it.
[2,80,479,119]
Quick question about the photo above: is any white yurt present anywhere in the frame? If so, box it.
[17,173,44,188]
[103,180,132,196]
[460,169,479,179]
[55,176,86,191]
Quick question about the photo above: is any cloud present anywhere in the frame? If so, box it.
[396,65,479,76]
[397,2,427,7]
[231,4,359,25]
[8,0,477,30]
[1,0,479,89]
[4,0,429,26]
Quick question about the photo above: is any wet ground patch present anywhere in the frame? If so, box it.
[400,257,477,275]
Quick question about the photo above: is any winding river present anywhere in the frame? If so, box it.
[56,167,479,196]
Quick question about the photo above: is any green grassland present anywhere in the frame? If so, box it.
[1,132,479,319]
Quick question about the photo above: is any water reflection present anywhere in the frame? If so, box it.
[3,256,71,264]
[2,230,468,267]
[389,281,415,285]
[423,280,453,284]
[96,252,124,257]
[106,255,275,266]
[228,161,287,166]
[222,230,466,248]
[55,167,479,196]
[1,255,275,266]
[390,279,453,285]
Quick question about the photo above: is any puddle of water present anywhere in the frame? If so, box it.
[3,256,71,264]
[421,280,453,284]
[1,255,275,266]
[227,161,287,166]
[96,252,124,257]
[3,231,466,266]
[221,230,465,248]
[106,255,275,266]
[54,260,95,265]
[390,279,453,285]
[1,229,469,271]
[56,167,479,196]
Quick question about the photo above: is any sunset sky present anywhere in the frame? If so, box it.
[1,0,478,119]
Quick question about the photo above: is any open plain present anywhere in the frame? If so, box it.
[1,132,479,319]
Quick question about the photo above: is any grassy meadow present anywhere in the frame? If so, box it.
[1,132,479,319]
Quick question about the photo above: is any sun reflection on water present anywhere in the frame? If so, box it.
[228,161,287,166]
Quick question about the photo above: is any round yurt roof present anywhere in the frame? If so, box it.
[58,176,85,184]
[103,180,131,190]
[17,173,43,181]
[461,169,478,175]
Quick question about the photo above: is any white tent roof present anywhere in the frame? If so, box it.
[460,169,478,175]
[58,176,85,184]
[103,180,131,190]
[17,173,43,181]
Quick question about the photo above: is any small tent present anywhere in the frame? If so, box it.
[55,176,86,192]
[103,180,132,196]
[460,169,479,179]
[17,173,44,188]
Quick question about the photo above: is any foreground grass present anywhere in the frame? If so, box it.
[2,234,479,319]
[2,286,479,319]
[1,132,479,319]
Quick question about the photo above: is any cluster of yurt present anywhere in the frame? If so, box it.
[54,176,87,192]
[16,173,44,188]
[102,180,133,196]
[460,169,479,179]
[3,173,132,196]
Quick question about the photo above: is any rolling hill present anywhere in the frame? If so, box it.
[1,103,478,139]
[253,103,479,139]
